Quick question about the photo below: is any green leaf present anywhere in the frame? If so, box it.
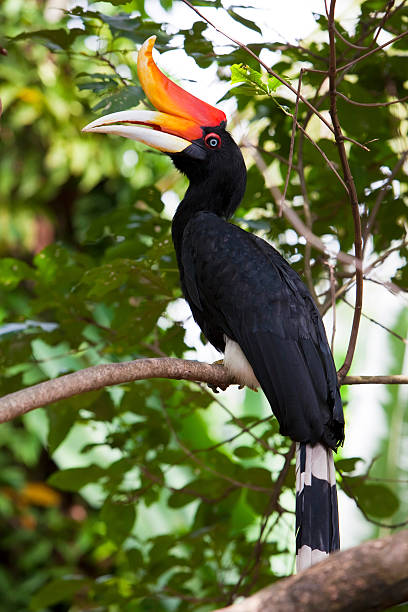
[30,577,88,609]
[0,258,33,290]
[101,499,136,546]
[185,0,221,5]
[363,0,386,8]
[92,86,144,114]
[230,63,280,97]
[77,72,119,93]
[47,404,77,454]
[227,9,262,35]
[48,465,105,491]
[233,446,260,458]
[183,22,214,69]
[343,477,400,518]
[31,338,83,378]
[100,0,134,4]
[230,63,253,86]
[360,483,400,518]
[167,490,195,508]
[12,28,86,51]
[336,457,363,473]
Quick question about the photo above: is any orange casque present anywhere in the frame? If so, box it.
[137,36,226,140]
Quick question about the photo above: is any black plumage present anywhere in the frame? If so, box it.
[171,126,344,451]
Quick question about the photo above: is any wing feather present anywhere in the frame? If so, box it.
[180,211,344,449]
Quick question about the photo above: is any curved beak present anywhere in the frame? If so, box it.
[82,36,226,154]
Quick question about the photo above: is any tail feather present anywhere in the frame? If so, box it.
[295,441,339,572]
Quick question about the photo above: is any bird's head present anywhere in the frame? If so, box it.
[82,36,246,212]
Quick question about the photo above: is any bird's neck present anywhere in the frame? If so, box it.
[172,174,246,253]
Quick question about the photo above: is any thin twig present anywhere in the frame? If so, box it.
[138,464,236,504]
[337,91,408,108]
[338,469,408,529]
[363,276,408,299]
[229,443,296,602]
[254,110,349,191]
[190,415,274,455]
[97,53,131,86]
[161,402,274,493]
[320,239,408,316]
[328,263,337,352]
[281,70,303,209]
[337,30,408,73]
[362,151,408,251]
[364,239,408,275]
[297,79,328,306]
[273,43,329,64]
[343,375,408,385]
[180,0,341,140]
[342,298,408,345]
[333,24,368,50]
[372,0,395,44]
[328,0,363,381]
[198,383,278,454]
[243,443,296,597]
[250,149,359,269]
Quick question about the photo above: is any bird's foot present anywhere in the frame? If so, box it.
[208,359,229,393]
[209,360,259,392]
[212,359,224,366]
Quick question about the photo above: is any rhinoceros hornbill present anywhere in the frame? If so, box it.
[83,36,345,571]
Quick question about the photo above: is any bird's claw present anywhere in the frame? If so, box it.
[212,359,224,366]
[208,383,221,393]
[208,359,229,393]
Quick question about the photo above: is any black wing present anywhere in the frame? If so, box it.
[180,211,344,449]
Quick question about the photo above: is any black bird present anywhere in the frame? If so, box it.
[83,36,345,571]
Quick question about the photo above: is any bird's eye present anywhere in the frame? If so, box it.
[204,133,221,149]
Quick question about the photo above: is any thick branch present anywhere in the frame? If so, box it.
[0,359,407,424]
[216,529,408,612]
[0,359,232,423]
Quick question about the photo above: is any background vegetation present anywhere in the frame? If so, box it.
[0,0,407,610]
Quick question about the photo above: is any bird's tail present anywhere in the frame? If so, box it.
[295,441,339,572]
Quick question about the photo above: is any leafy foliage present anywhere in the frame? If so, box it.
[0,0,407,610]
[229,63,281,97]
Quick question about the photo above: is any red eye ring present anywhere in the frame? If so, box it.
[204,132,221,149]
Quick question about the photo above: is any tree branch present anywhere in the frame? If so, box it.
[337,29,408,73]
[362,151,408,251]
[180,0,340,141]
[0,359,232,423]
[1,359,407,424]
[342,374,408,385]
[281,70,303,206]
[310,29,408,74]
[215,529,408,612]
[249,148,360,269]
[328,1,363,382]
[336,91,408,108]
